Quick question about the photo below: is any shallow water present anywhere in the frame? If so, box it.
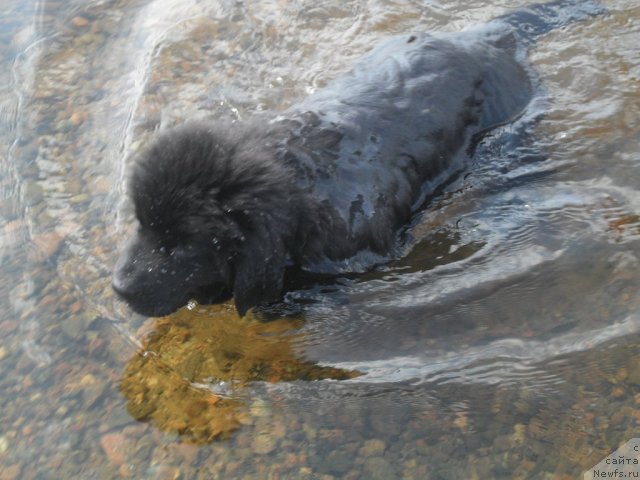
[1,0,639,478]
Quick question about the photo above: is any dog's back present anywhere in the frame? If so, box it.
[269,0,604,270]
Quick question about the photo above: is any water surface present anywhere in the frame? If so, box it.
[0,0,639,478]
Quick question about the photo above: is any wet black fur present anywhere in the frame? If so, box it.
[113,0,604,317]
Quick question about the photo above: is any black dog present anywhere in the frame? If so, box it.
[113,0,603,316]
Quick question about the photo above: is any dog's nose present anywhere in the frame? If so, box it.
[112,269,135,300]
[112,272,130,298]
[112,250,138,300]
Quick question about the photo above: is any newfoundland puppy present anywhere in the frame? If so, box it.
[113,0,603,316]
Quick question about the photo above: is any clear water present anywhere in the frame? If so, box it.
[0,0,639,478]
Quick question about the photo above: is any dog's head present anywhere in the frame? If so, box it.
[112,123,292,317]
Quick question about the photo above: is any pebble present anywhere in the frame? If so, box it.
[627,357,640,385]
[512,424,526,445]
[171,442,199,464]
[71,16,90,28]
[60,317,84,339]
[0,435,8,454]
[69,112,85,126]
[56,120,73,133]
[82,382,107,407]
[252,431,278,455]
[150,466,181,480]
[100,433,129,466]
[22,181,44,206]
[0,464,22,480]
[454,412,469,429]
[303,424,317,441]
[371,410,408,436]
[92,176,112,194]
[70,194,89,204]
[612,386,625,398]
[359,438,386,457]
[250,399,271,417]
[616,367,628,381]
[30,232,63,262]
[364,457,397,480]
[324,450,352,474]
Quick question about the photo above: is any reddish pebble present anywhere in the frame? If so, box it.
[30,232,63,261]
[71,16,90,27]
[100,433,128,466]
[1,464,22,480]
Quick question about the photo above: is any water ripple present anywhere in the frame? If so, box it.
[333,314,640,386]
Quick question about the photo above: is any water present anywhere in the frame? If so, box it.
[0,0,639,478]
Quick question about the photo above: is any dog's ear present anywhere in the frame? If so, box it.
[233,222,287,316]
